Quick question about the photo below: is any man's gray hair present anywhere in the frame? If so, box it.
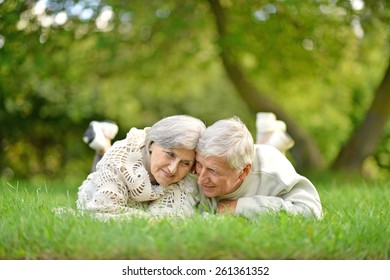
[146,115,206,150]
[196,116,254,170]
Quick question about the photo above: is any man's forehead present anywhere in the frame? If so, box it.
[196,154,228,166]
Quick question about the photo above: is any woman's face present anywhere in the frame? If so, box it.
[149,143,196,186]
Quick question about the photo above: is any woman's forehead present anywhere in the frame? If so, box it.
[170,147,196,161]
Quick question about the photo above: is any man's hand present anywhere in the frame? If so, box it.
[217,199,238,214]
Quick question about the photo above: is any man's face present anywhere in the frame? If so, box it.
[195,154,243,197]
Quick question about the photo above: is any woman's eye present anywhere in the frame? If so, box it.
[166,152,175,157]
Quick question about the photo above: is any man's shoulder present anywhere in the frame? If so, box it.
[253,144,287,164]
[254,143,282,154]
[252,144,295,174]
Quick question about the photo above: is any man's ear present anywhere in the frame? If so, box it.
[239,164,252,180]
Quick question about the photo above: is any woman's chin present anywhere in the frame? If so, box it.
[155,175,174,187]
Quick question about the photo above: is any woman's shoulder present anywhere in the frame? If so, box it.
[124,127,149,148]
[126,127,148,137]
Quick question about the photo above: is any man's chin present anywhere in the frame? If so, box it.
[201,186,217,198]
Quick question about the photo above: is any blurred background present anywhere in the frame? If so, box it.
[1,0,390,182]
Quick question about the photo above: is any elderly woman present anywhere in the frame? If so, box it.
[77,115,206,220]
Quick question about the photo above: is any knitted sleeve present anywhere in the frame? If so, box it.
[76,128,164,217]
[96,128,163,200]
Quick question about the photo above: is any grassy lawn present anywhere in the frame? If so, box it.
[0,176,389,260]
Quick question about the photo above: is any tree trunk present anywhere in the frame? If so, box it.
[332,59,390,172]
[207,0,325,171]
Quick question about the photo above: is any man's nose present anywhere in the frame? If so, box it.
[197,169,208,184]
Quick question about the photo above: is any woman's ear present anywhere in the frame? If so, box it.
[148,142,154,153]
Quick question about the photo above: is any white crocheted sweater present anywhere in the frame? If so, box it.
[76,127,199,220]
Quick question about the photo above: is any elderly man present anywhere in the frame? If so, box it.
[195,116,323,219]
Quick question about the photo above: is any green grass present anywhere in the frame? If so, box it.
[0,176,389,260]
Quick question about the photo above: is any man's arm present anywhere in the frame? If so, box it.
[235,176,323,219]
[217,199,238,214]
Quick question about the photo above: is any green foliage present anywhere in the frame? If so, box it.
[1,1,390,179]
[0,177,389,259]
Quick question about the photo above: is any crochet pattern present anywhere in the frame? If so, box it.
[76,128,198,220]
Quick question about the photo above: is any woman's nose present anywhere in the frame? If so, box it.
[168,160,179,174]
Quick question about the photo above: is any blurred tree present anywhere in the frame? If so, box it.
[207,0,326,170]
[332,2,390,174]
[0,0,109,179]
[333,58,390,173]
[206,0,390,173]
[1,0,389,179]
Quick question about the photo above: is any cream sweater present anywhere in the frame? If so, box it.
[76,127,199,220]
[198,144,323,219]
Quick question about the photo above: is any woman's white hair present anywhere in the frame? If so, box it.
[196,116,254,170]
[145,115,206,150]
